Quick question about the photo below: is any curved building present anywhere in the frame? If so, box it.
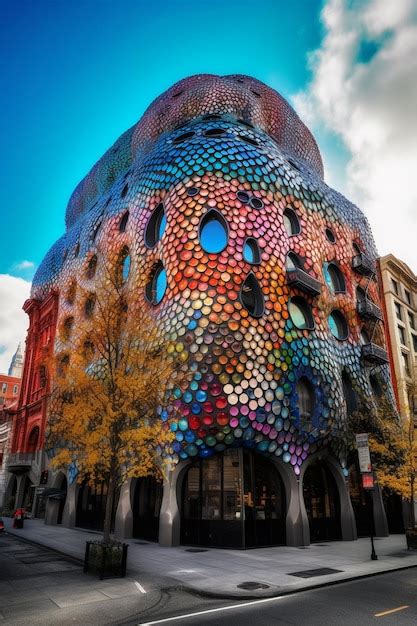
[9,75,393,546]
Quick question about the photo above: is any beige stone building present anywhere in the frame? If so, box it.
[378,254,417,422]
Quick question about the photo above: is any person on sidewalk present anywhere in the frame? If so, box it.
[12,508,25,529]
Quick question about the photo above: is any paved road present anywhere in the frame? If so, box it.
[1,532,417,625]
[131,569,417,626]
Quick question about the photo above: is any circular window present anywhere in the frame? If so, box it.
[289,297,314,330]
[283,207,301,236]
[243,238,261,264]
[187,187,199,197]
[145,203,166,248]
[323,262,346,293]
[325,228,336,243]
[87,255,97,279]
[119,211,129,233]
[240,273,264,318]
[249,197,264,210]
[146,262,167,305]
[199,210,228,253]
[328,310,349,340]
[296,377,315,423]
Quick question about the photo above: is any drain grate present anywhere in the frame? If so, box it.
[237,581,270,590]
[185,548,209,553]
[289,567,343,578]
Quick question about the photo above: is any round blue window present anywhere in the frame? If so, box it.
[154,267,167,304]
[122,255,131,282]
[199,210,228,253]
[243,238,261,264]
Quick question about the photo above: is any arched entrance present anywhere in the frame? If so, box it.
[384,493,404,533]
[181,448,286,548]
[76,480,119,532]
[303,461,341,542]
[132,476,163,542]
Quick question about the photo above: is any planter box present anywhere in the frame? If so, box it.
[83,540,128,579]
[406,530,417,550]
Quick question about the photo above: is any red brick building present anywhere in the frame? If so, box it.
[4,293,58,515]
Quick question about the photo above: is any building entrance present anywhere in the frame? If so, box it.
[132,476,163,542]
[348,460,375,537]
[181,448,286,548]
[76,480,119,531]
[303,461,341,542]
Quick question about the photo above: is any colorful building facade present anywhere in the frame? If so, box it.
[9,75,395,545]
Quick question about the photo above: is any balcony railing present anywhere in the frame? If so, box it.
[361,342,389,365]
[6,452,36,474]
[357,299,383,321]
[286,268,322,296]
[352,253,375,276]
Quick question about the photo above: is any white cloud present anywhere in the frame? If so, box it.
[13,260,35,271]
[0,274,31,374]
[293,0,417,273]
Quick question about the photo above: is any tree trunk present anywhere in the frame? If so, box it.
[103,477,115,544]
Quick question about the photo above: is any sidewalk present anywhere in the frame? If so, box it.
[4,517,417,599]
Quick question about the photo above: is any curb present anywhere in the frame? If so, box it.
[5,529,84,566]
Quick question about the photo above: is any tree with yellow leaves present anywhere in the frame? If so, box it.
[47,269,182,543]
[348,383,417,528]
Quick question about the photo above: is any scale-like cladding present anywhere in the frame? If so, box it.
[33,74,391,474]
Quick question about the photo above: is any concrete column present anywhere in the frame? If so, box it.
[114,478,133,541]
[62,481,77,528]
[372,483,389,537]
[15,474,27,508]
[271,458,309,546]
[158,461,189,547]
[44,499,60,525]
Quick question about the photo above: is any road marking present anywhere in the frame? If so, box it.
[138,594,286,624]
[134,581,147,594]
[375,605,410,617]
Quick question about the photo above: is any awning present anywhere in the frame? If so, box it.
[39,488,67,500]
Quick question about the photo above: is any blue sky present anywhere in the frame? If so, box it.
[1,0,416,372]
[0,0,323,278]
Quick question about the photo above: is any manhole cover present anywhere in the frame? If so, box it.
[237,581,270,590]
[185,548,209,553]
[289,567,343,578]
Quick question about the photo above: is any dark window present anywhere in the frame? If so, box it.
[187,187,199,197]
[402,351,411,377]
[409,312,416,330]
[342,371,357,415]
[74,242,80,258]
[120,183,128,198]
[62,316,74,340]
[145,203,166,248]
[405,289,412,306]
[369,374,382,397]
[237,134,258,147]
[85,294,96,318]
[323,262,346,293]
[296,377,315,424]
[395,301,402,320]
[283,207,301,236]
[328,310,349,340]
[145,262,167,305]
[392,279,399,295]
[237,190,250,204]
[356,286,366,302]
[353,242,361,256]
[243,238,261,264]
[249,197,264,210]
[87,255,97,279]
[204,128,227,137]
[199,210,228,254]
[66,282,76,305]
[119,211,129,232]
[398,325,407,346]
[62,249,68,263]
[289,297,314,330]
[173,131,195,145]
[412,334,417,352]
[240,273,264,318]
[325,228,336,243]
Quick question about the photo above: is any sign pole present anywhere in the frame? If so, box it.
[355,433,378,561]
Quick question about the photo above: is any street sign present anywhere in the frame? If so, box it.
[355,433,372,473]
[362,473,374,490]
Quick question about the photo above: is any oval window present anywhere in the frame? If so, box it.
[119,211,129,233]
[62,316,74,341]
[146,262,167,305]
[199,210,228,253]
[84,294,96,318]
[328,310,349,340]
[204,128,227,137]
[172,131,195,145]
[145,203,166,248]
[342,371,357,415]
[243,238,261,264]
[283,207,300,236]
[286,252,302,271]
[240,273,264,317]
[87,255,97,279]
[296,377,315,423]
[325,227,336,243]
[116,246,131,285]
[289,297,314,330]
[323,262,346,293]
